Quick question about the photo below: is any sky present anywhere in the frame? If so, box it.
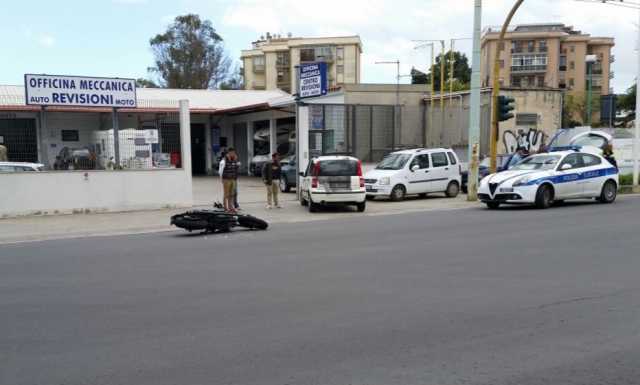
[0,0,637,93]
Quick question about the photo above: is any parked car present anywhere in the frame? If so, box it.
[299,155,366,212]
[363,148,461,201]
[478,148,618,209]
[461,154,515,193]
[53,147,96,170]
[279,157,298,192]
[0,162,45,172]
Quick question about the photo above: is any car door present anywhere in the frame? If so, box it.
[580,153,605,197]
[405,154,431,194]
[429,152,450,192]
[555,153,585,198]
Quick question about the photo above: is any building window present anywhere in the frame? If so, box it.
[337,65,344,74]
[252,56,265,73]
[537,76,545,88]
[498,41,505,51]
[336,47,344,60]
[527,40,535,52]
[276,51,289,67]
[570,61,575,70]
[300,48,315,62]
[559,55,567,71]
[511,54,547,71]
[511,76,522,87]
[539,40,547,52]
[569,78,574,87]
[570,45,575,53]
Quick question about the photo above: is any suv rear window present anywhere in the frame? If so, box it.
[315,159,359,176]
[431,152,449,167]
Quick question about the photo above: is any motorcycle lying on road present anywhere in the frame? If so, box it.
[171,203,268,234]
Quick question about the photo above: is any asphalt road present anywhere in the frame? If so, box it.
[2,197,640,385]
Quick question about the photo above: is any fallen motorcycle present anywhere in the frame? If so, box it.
[170,203,268,233]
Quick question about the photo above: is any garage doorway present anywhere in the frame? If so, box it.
[0,119,38,162]
[190,123,206,175]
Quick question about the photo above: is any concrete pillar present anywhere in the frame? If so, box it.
[246,122,254,175]
[179,100,193,203]
[38,108,49,168]
[205,115,213,175]
[297,104,310,179]
[269,117,277,155]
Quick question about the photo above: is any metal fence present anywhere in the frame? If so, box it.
[308,101,491,163]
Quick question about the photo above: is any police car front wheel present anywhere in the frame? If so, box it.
[535,184,553,209]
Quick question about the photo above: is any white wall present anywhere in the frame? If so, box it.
[0,169,192,218]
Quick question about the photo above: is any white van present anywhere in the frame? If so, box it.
[364,148,462,201]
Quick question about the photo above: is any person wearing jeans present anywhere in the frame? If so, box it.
[262,153,281,209]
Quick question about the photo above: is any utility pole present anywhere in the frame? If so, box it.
[414,42,436,147]
[490,0,524,173]
[468,0,482,201]
[635,7,640,190]
[585,55,597,126]
[440,40,446,145]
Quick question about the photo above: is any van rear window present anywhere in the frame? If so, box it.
[315,160,358,176]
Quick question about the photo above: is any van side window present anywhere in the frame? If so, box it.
[447,152,457,165]
[431,152,449,167]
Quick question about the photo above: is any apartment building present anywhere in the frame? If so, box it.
[481,23,614,101]
[241,34,362,93]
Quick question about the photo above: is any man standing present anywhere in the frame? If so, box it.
[262,153,282,209]
[0,144,8,162]
[219,148,239,213]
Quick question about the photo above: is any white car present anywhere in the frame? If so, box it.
[0,162,45,172]
[300,156,366,212]
[478,149,618,209]
[364,148,462,201]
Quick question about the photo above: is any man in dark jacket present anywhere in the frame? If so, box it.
[262,153,282,209]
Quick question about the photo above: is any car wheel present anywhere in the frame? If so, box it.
[390,185,406,201]
[356,201,366,212]
[445,181,460,198]
[486,202,500,209]
[309,198,319,213]
[535,184,553,209]
[300,192,309,206]
[279,176,290,193]
[598,180,617,204]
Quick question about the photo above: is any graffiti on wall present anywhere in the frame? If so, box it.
[503,128,546,154]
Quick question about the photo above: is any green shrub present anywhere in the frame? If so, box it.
[619,174,638,186]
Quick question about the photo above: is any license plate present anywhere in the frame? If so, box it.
[366,186,376,192]
[500,187,514,193]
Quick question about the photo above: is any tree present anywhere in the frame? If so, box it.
[135,78,159,88]
[617,83,636,112]
[219,65,244,90]
[149,14,231,89]
[562,92,601,127]
[411,51,471,91]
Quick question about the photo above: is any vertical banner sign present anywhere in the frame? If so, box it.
[24,74,137,108]
[298,62,328,99]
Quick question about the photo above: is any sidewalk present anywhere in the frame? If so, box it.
[0,177,474,244]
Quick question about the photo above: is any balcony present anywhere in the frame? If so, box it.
[610,71,615,79]
[611,55,615,63]
[253,64,265,73]
[511,65,547,73]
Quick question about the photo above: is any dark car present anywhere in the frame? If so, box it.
[461,154,515,194]
[279,156,298,192]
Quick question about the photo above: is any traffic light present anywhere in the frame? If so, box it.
[497,95,515,122]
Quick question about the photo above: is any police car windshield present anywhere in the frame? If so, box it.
[376,154,411,170]
[511,154,561,171]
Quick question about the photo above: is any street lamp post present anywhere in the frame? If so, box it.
[414,42,435,147]
[468,0,483,201]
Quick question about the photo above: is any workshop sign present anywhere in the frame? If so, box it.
[298,62,328,99]
[25,74,137,108]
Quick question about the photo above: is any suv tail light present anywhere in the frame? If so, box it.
[312,177,318,188]
[359,177,365,188]
[356,160,363,177]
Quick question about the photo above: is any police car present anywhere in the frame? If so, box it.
[478,147,618,209]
